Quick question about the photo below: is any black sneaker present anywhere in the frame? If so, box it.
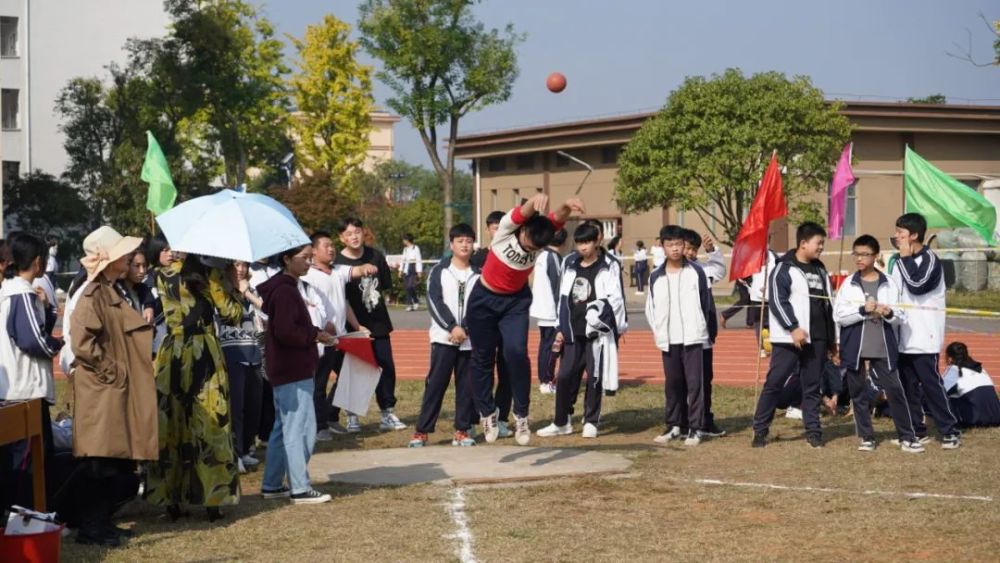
[751,432,767,448]
[262,486,291,499]
[703,423,727,438]
[806,435,824,449]
[941,434,961,450]
[290,489,332,505]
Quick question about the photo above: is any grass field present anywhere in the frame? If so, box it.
[59,381,1000,562]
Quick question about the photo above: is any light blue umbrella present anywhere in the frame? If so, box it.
[155,189,310,262]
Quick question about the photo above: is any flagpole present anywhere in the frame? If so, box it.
[752,251,769,405]
[150,213,157,236]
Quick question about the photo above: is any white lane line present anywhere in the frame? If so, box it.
[693,478,993,502]
[444,487,478,563]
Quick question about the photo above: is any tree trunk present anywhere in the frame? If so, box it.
[442,172,453,251]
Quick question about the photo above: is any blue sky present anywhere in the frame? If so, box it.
[264,0,1000,168]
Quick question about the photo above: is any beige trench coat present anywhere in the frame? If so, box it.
[70,275,157,460]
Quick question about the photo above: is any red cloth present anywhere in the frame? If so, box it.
[335,335,378,367]
[729,154,787,281]
[480,206,564,294]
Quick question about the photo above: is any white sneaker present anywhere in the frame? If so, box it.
[380,409,407,431]
[482,409,500,443]
[240,454,260,467]
[514,415,531,446]
[654,426,683,444]
[785,407,803,420]
[536,421,573,437]
[684,430,704,447]
[237,457,247,474]
[316,429,334,442]
[582,423,598,438]
[538,382,556,395]
[346,415,362,433]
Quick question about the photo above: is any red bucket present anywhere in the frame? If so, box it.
[0,525,64,563]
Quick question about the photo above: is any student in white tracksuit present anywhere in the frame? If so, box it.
[529,229,566,392]
[681,229,727,437]
[400,234,423,311]
[889,213,960,448]
[752,223,835,449]
[537,224,625,439]
[646,226,717,446]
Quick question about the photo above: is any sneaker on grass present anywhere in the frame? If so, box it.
[702,423,727,438]
[262,486,291,499]
[514,416,531,446]
[237,457,247,474]
[316,429,334,442]
[380,409,407,431]
[481,409,500,443]
[452,430,476,447]
[684,430,704,447]
[941,434,961,450]
[784,407,803,420]
[328,422,349,434]
[538,382,557,395]
[653,426,683,444]
[536,421,573,437]
[408,432,428,448]
[582,423,598,439]
[857,438,876,452]
[291,489,332,505]
[240,454,259,467]
[346,415,362,433]
[899,440,926,454]
[806,434,824,449]
[751,432,767,448]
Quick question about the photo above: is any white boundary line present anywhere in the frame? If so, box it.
[444,487,478,563]
[693,478,993,502]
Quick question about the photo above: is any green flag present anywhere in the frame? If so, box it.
[141,131,177,216]
[904,146,997,245]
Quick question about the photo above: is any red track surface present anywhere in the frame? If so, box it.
[52,329,999,386]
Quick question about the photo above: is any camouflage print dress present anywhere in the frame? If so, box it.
[145,261,243,508]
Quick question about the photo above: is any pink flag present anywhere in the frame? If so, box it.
[827,143,855,241]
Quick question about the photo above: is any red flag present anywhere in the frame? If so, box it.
[729,153,787,281]
[335,334,378,367]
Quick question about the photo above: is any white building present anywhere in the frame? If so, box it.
[0,0,169,234]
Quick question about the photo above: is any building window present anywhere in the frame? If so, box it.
[0,17,16,58]
[487,157,506,172]
[601,145,620,164]
[555,152,570,167]
[1,89,18,130]
[2,161,18,186]
[536,187,543,194]
[843,184,857,237]
[516,154,534,170]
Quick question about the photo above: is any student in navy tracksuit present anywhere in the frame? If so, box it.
[467,195,584,446]
[536,223,625,439]
[834,235,924,453]
[645,226,717,446]
[890,213,960,449]
[681,229,727,437]
[752,223,836,449]
[409,224,480,448]
[529,229,566,395]
[942,342,1000,428]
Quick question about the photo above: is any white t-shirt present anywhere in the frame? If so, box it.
[302,265,353,336]
[651,246,666,268]
[401,245,423,275]
[667,272,683,345]
[634,248,647,263]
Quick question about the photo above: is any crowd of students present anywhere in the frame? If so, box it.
[1,201,997,548]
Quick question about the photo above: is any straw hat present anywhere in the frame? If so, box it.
[80,226,143,280]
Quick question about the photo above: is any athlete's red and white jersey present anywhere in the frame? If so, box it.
[481,206,564,294]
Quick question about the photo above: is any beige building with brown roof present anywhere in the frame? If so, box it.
[454,102,1000,283]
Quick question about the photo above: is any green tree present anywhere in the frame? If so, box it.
[615,69,853,245]
[163,0,292,187]
[358,0,523,244]
[288,15,374,189]
[907,94,947,104]
[3,172,91,238]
